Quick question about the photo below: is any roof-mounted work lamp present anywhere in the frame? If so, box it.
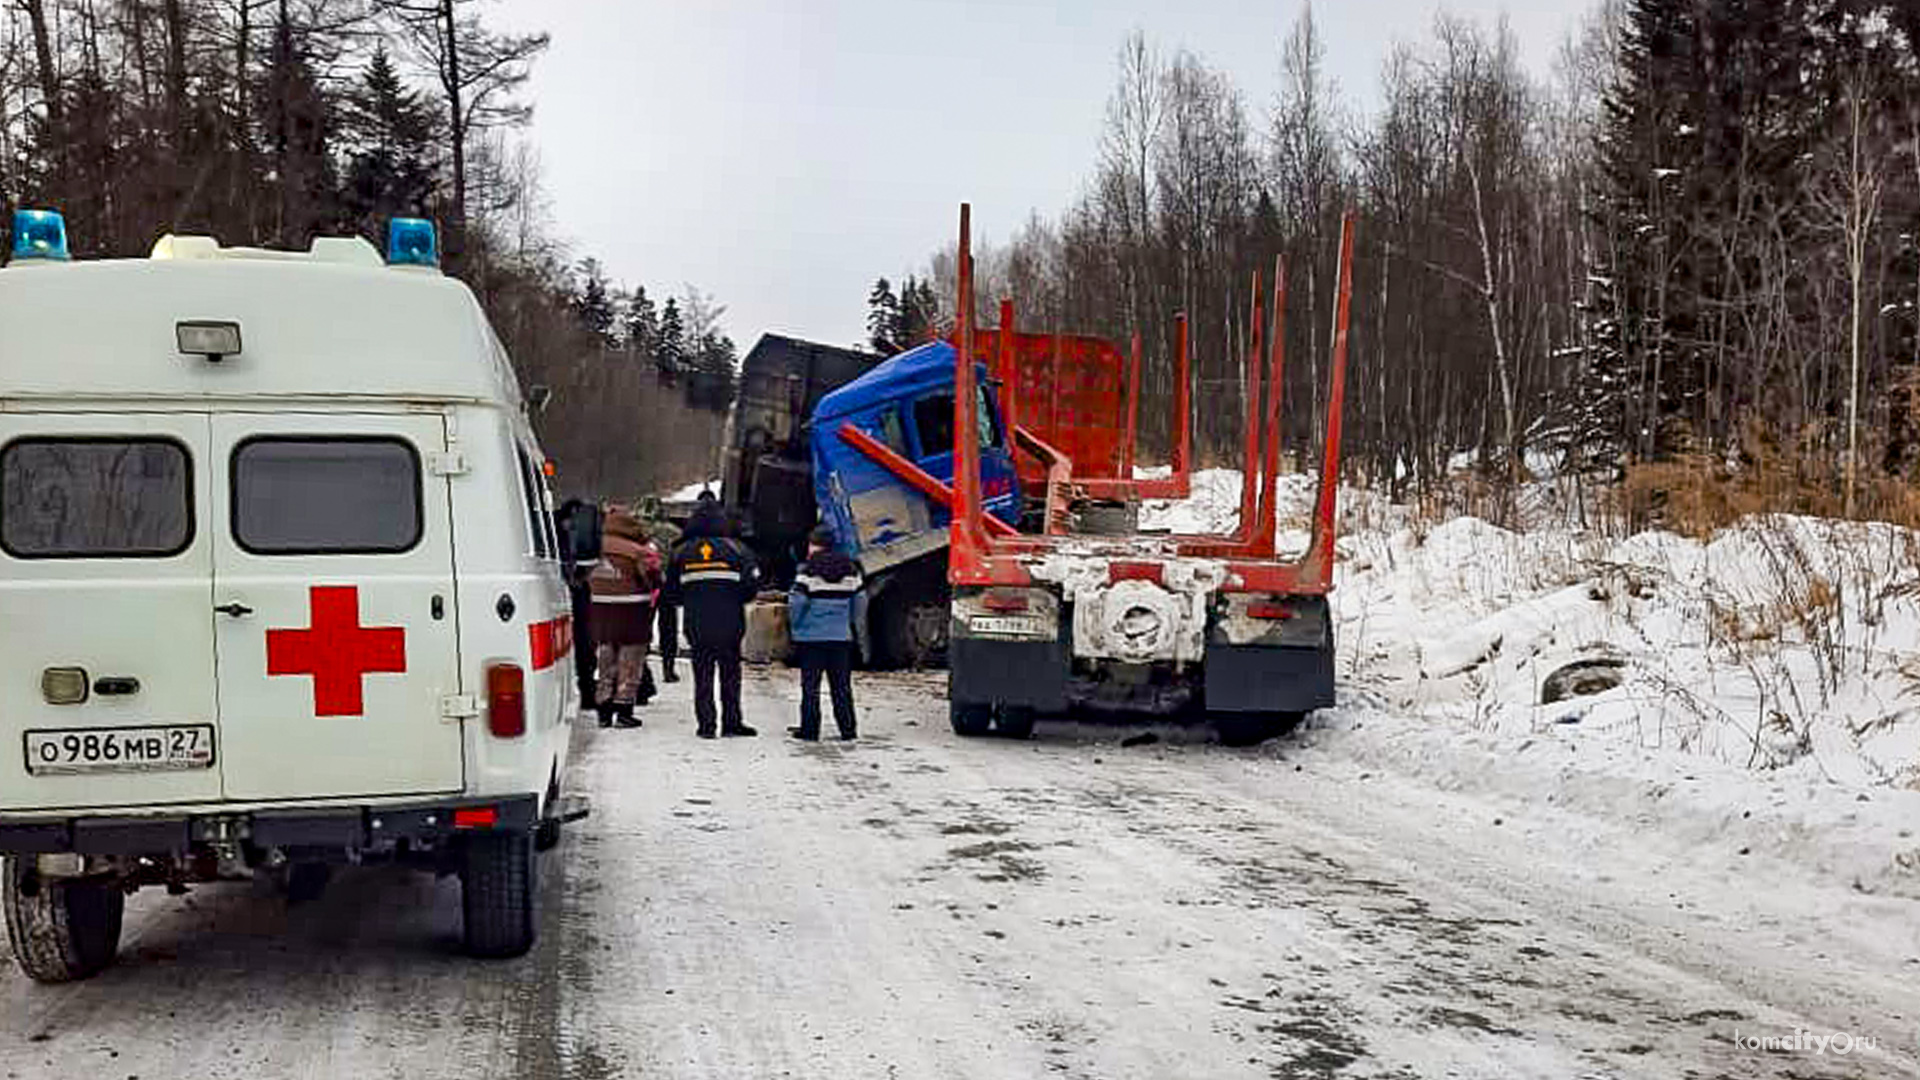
[177,320,243,362]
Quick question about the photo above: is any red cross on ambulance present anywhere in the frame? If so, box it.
[266,585,408,716]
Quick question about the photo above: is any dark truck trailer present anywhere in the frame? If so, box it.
[719,334,884,585]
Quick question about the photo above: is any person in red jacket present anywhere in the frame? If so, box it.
[589,508,663,728]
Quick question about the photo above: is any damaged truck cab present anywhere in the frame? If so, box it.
[808,343,1023,666]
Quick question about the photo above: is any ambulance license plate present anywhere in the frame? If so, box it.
[967,614,1049,639]
[24,725,215,776]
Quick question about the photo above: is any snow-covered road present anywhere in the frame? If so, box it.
[2,667,1914,1079]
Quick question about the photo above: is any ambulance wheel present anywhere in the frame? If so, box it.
[3,857,123,984]
[994,707,1036,740]
[950,702,994,737]
[460,832,537,959]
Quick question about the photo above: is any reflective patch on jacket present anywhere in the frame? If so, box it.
[789,555,864,643]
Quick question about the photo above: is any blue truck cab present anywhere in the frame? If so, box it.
[807,341,1022,665]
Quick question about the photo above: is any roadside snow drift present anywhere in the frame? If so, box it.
[1144,468,1920,898]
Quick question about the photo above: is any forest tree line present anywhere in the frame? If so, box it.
[0,0,727,499]
[893,0,1920,522]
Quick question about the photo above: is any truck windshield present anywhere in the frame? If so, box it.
[911,385,1000,458]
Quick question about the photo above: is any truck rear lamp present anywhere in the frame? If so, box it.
[1246,599,1294,620]
[486,663,526,738]
[177,320,242,360]
[1108,561,1165,585]
[453,806,499,830]
[41,667,89,705]
[981,590,1031,613]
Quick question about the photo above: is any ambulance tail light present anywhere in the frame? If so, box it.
[453,806,499,830]
[10,209,70,263]
[486,663,526,739]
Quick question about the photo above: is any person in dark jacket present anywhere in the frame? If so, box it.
[664,502,759,739]
[556,499,599,711]
[643,504,685,683]
[787,525,864,741]
[589,509,663,727]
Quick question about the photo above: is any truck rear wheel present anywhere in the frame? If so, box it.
[1213,712,1305,747]
[950,702,994,737]
[460,832,537,959]
[3,858,124,984]
[995,707,1037,740]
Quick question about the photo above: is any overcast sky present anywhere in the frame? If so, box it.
[493,0,1598,353]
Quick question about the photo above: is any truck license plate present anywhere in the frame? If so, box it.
[24,725,215,776]
[968,614,1048,639]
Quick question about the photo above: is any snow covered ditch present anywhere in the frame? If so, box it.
[1144,468,1920,898]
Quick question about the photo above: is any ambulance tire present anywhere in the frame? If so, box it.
[460,832,537,959]
[950,702,994,737]
[3,857,124,984]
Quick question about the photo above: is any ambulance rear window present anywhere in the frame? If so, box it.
[0,438,194,559]
[232,437,421,555]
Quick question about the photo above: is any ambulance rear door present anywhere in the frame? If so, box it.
[0,412,225,810]
[208,412,465,801]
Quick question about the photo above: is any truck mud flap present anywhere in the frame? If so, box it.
[949,637,1070,712]
[1203,643,1335,714]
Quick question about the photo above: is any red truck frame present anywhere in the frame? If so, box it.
[942,203,1356,742]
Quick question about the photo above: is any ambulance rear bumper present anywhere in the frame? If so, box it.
[0,794,540,855]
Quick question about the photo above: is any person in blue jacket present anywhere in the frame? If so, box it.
[787,525,864,741]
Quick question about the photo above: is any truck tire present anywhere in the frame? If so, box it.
[875,593,948,670]
[995,706,1037,740]
[3,858,124,984]
[869,559,952,670]
[950,702,994,737]
[1213,712,1302,747]
[460,832,537,959]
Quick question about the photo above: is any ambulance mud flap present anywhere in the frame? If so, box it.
[948,588,1069,712]
[1204,595,1335,714]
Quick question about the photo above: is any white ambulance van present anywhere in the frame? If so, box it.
[0,211,588,980]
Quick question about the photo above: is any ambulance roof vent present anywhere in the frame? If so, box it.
[308,237,385,267]
[148,235,224,261]
[147,234,383,268]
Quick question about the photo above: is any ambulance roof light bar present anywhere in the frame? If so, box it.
[387,218,439,270]
[10,209,71,264]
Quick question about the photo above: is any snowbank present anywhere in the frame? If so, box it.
[1145,468,1920,897]
[662,478,721,502]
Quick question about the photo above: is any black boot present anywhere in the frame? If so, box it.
[596,705,615,728]
[662,665,680,684]
[615,704,641,729]
[788,726,818,741]
[722,724,758,738]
